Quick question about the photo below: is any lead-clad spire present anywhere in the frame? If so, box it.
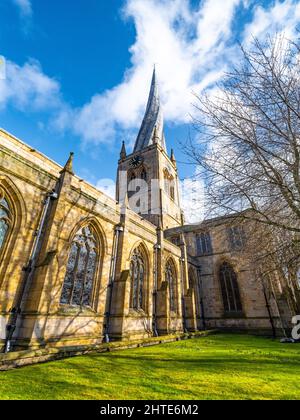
[133,68,167,153]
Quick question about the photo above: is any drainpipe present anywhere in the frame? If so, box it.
[197,267,206,331]
[104,225,124,343]
[4,190,58,353]
[180,257,188,333]
[152,244,160,337]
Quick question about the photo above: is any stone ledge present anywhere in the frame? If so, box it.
[0,330,217,371]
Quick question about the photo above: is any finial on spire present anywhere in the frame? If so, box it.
[170,149,177,166]
[120,141,127,161]
[60,152,74,175]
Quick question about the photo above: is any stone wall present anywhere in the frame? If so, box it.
[165,217,290,336]
[0,125,291,358]
[0,129,187,352]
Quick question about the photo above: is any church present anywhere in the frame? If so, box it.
[0,69,292,353]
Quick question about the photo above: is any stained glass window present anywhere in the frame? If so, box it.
[0,193,11,253]
[219,262,243,313]
[60,226,98,308]
[165,260,178,313]
[130,246,146,310]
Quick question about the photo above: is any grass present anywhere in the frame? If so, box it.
[0,334,299,400]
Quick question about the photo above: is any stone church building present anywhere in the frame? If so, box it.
[0,70,292,352]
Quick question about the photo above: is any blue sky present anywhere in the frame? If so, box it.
[0,0,300,220]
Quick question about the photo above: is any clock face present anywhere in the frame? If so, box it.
[130,156,144,169]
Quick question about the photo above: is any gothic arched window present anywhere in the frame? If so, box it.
[128,172,137,200]
[0,192,12,254]
[196,232,213,255]
[188,268,195,290]
[60,225,99,308]
[165,259,178,313]
[130,246,146,310]
[164,169,170,195]
[130,172,136,182]
[164,169,175,200]
[219,262,243,313]
[140,168,147,182]
[189,268,200,315]
[170,184,175,201]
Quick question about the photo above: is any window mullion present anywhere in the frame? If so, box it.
[228,270,238,312]
[69,244,81,305]
[223,270,231,312]
[137,259,140,309]
[80,246,91,307]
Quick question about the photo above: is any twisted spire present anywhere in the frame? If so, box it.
[134,68,167,153]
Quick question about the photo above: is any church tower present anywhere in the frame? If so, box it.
[116,69,182,229]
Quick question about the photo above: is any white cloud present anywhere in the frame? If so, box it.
[0,59,62,112]
[243,0,300,44]
[95,178,116,199]
[180,175,206,224]
[93,175,205,223]
[73,0,300,148]
[76,168,117,200]
[2,0,300,222]
[69,0,245,146]
[12,0,32,17]
[3,0,300,153]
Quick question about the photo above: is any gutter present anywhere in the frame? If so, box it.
[152,244,160,337]
[180,257,188,333]
[3,190,58,353]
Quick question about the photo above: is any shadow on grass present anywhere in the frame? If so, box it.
[1,335,300,400]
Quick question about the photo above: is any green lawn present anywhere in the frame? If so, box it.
[0,334,299,400]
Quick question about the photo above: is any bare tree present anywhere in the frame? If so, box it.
[188,34,300,234]
[243,219,300,331]
[186,34,300,324]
